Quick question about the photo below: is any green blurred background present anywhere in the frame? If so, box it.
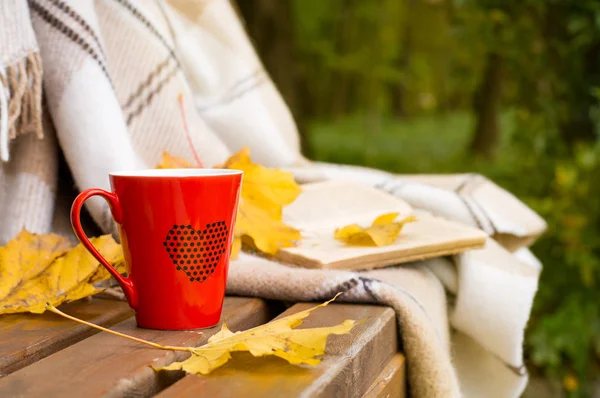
[234,0,600,396]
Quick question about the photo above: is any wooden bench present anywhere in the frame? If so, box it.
[0,297,406,397]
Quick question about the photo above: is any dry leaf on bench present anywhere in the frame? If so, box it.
[0,230,73,301]
[334,212,417,247]
[156,294,355,374]
[0,231,124,314]
[46,294,354,375]
[157,148,302,259]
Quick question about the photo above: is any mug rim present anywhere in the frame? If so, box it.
[109,168,243,178]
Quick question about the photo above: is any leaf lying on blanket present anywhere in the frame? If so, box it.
[334,212,417,247]
[218,148,302,257]
[156,151,193,169]
[0,230,125,314]
[233,199,302,257]
[158,148,302,259]
[218,148,301,218]
[156,293,355,375]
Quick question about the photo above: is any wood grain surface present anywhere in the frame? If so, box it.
[0,298,132,377]
[363,354,406,398]
[155,302,398,398]
[0,297,274,398]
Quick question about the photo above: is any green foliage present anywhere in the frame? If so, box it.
[496,1,600,391]
[292,0,471,117]
[526,145,600,388]
[529,294,600,378]
[308,112,600,394]
[289,0,600,393]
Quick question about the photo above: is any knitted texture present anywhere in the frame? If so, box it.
[0,1,546,397]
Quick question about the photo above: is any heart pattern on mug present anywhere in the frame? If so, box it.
[163,222,229,283]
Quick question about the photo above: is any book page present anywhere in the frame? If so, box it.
[283,180,413,230]
[279,180,487,270]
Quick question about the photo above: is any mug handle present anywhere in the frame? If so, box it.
[71,188,138,309]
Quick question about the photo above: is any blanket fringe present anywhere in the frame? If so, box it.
[0,52,43,162]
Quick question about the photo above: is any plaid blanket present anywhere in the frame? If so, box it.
[0,1,546,397]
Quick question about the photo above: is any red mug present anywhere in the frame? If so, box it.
[70,169,243,330]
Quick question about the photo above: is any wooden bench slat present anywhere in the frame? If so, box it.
[0,298,132,377]
[363,354,406,398]
[155,303,398,398]
[0,297,274,398]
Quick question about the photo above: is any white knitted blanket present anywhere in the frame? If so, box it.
[0,1,546,397]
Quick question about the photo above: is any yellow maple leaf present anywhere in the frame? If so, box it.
[46,294,354,375]
[0,232,124,314]
[156,152,193,169]
[156,294,355,374]
[218,148,301,218]
[0,230,74,301]
[334,212,417,247]
[218,148,301,254]
[230,236,242,259]
[235,202,301,255]
[158,148,302,258]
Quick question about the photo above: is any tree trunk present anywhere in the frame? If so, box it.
[330,0,355,119]
[234,0,310,154]
[390,0,415,117]
[470,52,504,158]
[558,40,600,145]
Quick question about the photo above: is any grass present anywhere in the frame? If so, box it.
[306,110,516,175]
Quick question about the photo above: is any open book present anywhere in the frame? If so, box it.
[277,180,487,270]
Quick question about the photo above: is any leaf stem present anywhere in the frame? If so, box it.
[45,303,191,352]
[178,93,203,168]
